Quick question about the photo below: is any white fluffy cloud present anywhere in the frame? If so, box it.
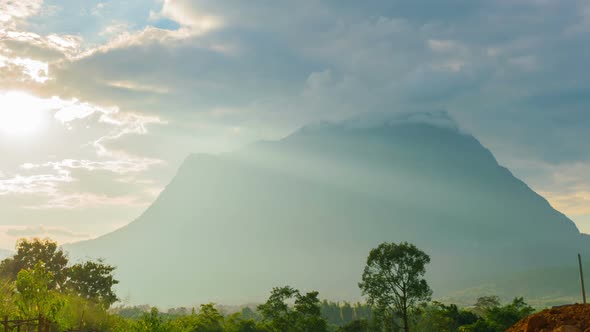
[0,0,43,27]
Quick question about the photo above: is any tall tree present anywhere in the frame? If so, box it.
[0,238,69,289]
[66,259,119,307]
[359,242,432,332]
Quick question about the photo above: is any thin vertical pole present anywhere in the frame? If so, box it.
[3,316,7,332]
[579,253,587,304]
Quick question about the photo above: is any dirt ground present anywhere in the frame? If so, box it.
[507,304,590,332]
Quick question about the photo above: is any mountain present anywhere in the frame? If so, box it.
[66,112,590,306]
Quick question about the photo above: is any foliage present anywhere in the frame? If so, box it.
[137,307,167,332]
[0,238,119,310]
[336,319,370,332]
[415,302,478,332]
[258,286,328,332]
[472,296,500,317]
[320,301,373,328]
[14,262,64,320]
[0,238,69,289]
[359,242,432,332]
[459,297,534,332]
[293,291,328,332]
[0,278,16,317]
[225,313,269,332]
[257,286,299,329]
[0,238,539,332]
[66,259,119,306]
[483,297,534,331]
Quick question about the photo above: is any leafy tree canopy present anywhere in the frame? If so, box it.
[359,242,432,332]
[66,259,119,306]
[0,238,68,289]
[258,286,328,332]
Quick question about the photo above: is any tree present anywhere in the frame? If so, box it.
[225,312,268,332]
[195,303,224,332]
[320,301,342,326]
[258,286,328,332]
[137,307,166,332]
[341,302,353,323]
[359,242,432,332]
[14,262,64,320]
[0,238,69,289]
[415,302,479,332]
[240,307,260,321]
[293,291,328,332]
[258,286,299,330]
[472,296,500,317]
[460,297,534,332]
[337,320,370,332]
[66,259,119,307]
[484,297,534,331]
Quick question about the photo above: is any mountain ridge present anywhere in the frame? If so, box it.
[66,113,589,306]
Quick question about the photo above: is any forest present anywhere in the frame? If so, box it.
[0,239,535,332]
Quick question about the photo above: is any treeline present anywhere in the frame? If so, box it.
[115,301,372,329]
[0,238,536,332]
[110,295,532,332]
[320,301,372,327]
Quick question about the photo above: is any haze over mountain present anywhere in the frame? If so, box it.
[66,111,589,307]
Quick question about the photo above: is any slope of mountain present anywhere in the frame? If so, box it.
[442,261,590,308]
[66,112,589,306]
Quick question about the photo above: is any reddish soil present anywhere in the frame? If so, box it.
[507,304,590,332]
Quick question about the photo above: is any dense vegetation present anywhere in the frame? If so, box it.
[0,239,536,331]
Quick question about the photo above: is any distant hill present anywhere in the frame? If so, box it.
[66,111,590,306]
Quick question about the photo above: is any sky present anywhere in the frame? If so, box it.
[0,0,589,249]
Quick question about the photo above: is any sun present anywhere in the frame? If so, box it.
[0,91,48,137]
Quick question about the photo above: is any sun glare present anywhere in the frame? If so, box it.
[0,91,48,137]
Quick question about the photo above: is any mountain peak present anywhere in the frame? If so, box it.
[297,110,461,134]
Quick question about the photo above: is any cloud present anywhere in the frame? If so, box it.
[0,31,83,60]
[542,190,590,217]
[427,39,463,53]
[157,0,223,33]
[5,225,90,239]
[25,193,146,210]
[27,158,160,175]
[505,159,590,219]
[0,0,43,28]
[0,172,72,196]
[0,161,159,210]
[0,55,48,82]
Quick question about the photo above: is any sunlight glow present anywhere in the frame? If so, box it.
[0,91,48,136]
